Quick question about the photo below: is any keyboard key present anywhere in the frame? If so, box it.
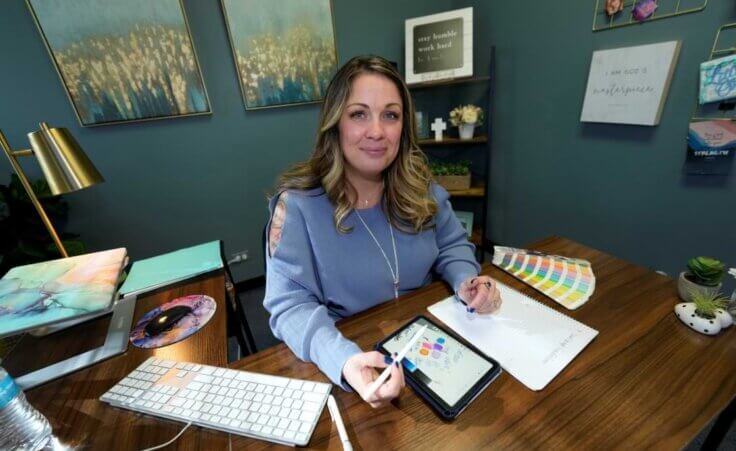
[264,395,274,405]
[254,393,265,402]
[302,392,324,403]
[296,433,307,442]
[288,420,300,431]
[302,401,319,412]
[267,416,279,427]
[279,407,291,418]
[274,387,284,396]
[302,382,315,392]
[284,431,295,440]
[287,380,303,390]
[300,410,314,422]
[262,426,273,435]
[264,386,274,395]
[279,418,290,429]
[283,399,293,408]
[273,428,284,437]
[315,384,330,394]
[200,366,215,375]
[299,422,311,433]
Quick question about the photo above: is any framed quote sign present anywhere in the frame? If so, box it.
[580,40,681,126]
[405,7,473,85]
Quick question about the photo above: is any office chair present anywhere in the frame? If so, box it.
[219,241,258,357]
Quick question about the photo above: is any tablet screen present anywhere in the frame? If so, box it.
[381,316,495,408]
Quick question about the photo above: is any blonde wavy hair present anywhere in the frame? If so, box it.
[276,55,437,233]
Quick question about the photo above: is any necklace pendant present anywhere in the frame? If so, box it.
[394,281,399,299]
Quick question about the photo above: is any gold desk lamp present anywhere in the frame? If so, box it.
[0,122,103,258]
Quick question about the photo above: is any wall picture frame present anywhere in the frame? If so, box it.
[580,40,681,126]
[405,7,473,85]
[221,0,338,110]
[26,0,211,127]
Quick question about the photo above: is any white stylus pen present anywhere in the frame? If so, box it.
[364,324,428,400]
[327,395,352,451]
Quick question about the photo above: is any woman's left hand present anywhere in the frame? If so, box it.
[457,276,502,313]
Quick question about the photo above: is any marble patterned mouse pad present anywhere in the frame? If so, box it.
[0,248,127,337]
[129,294,216,348]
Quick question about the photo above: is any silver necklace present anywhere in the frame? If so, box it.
[354,208,400,299]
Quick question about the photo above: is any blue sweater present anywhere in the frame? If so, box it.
[263,184,480,388]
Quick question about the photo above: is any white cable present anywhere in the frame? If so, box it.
[140,422,192,451]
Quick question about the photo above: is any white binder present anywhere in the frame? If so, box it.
[428,282,598,391]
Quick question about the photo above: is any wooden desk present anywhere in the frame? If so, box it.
[5,237,735,449]
[232,236,736,450]
[4,272,230,450]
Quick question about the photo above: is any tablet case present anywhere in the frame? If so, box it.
[376,315,502,420]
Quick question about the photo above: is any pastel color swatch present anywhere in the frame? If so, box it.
[492,246,596,310]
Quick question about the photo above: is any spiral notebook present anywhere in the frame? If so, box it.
[427,282,598,390]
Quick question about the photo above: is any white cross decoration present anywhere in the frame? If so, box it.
[431,118,447,141]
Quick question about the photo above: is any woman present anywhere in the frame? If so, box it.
[264,55,501,408]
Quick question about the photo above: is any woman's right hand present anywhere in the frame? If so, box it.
[342,351,405,408]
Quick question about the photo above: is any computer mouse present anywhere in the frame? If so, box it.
[144,305,193,337]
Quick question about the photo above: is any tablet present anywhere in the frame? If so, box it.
[376,315,502,420]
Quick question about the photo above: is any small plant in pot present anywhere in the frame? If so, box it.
[677,256,725,302]
[674,290,732,335]
[430,161,471,191]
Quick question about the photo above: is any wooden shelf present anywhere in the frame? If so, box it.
[446,185,485,197]
[419,136,488,146]
[408,76,491,90]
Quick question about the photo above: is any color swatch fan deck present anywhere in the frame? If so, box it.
[492,246,595,310]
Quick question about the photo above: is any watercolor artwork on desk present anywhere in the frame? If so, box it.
[0,248,128,337]
[492,246,596,310]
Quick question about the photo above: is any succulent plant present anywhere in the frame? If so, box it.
[429,161,470,176]
[689,290,729,319]
[686,256,725,287]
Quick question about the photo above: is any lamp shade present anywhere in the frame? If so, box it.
[27,123,103,195]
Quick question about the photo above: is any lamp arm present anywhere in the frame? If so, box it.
[0,129,69,258]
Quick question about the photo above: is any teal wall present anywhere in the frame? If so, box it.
[1,1,734,285]
[0,0,450,281]
[459,0,735,280]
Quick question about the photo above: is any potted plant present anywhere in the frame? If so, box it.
[674,290,732,335]
[677,256,725,302]
[430,161,471,191]
[449,104,484,140]
[0,174,85,276]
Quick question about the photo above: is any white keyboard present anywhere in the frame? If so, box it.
[100,357,331,446]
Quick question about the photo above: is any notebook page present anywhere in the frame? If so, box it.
[428,282,598,390]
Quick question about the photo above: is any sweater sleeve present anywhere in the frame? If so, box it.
[431,184,481,291]
[263,192,361,390]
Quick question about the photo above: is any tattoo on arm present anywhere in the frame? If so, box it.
[269,192,288,257]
